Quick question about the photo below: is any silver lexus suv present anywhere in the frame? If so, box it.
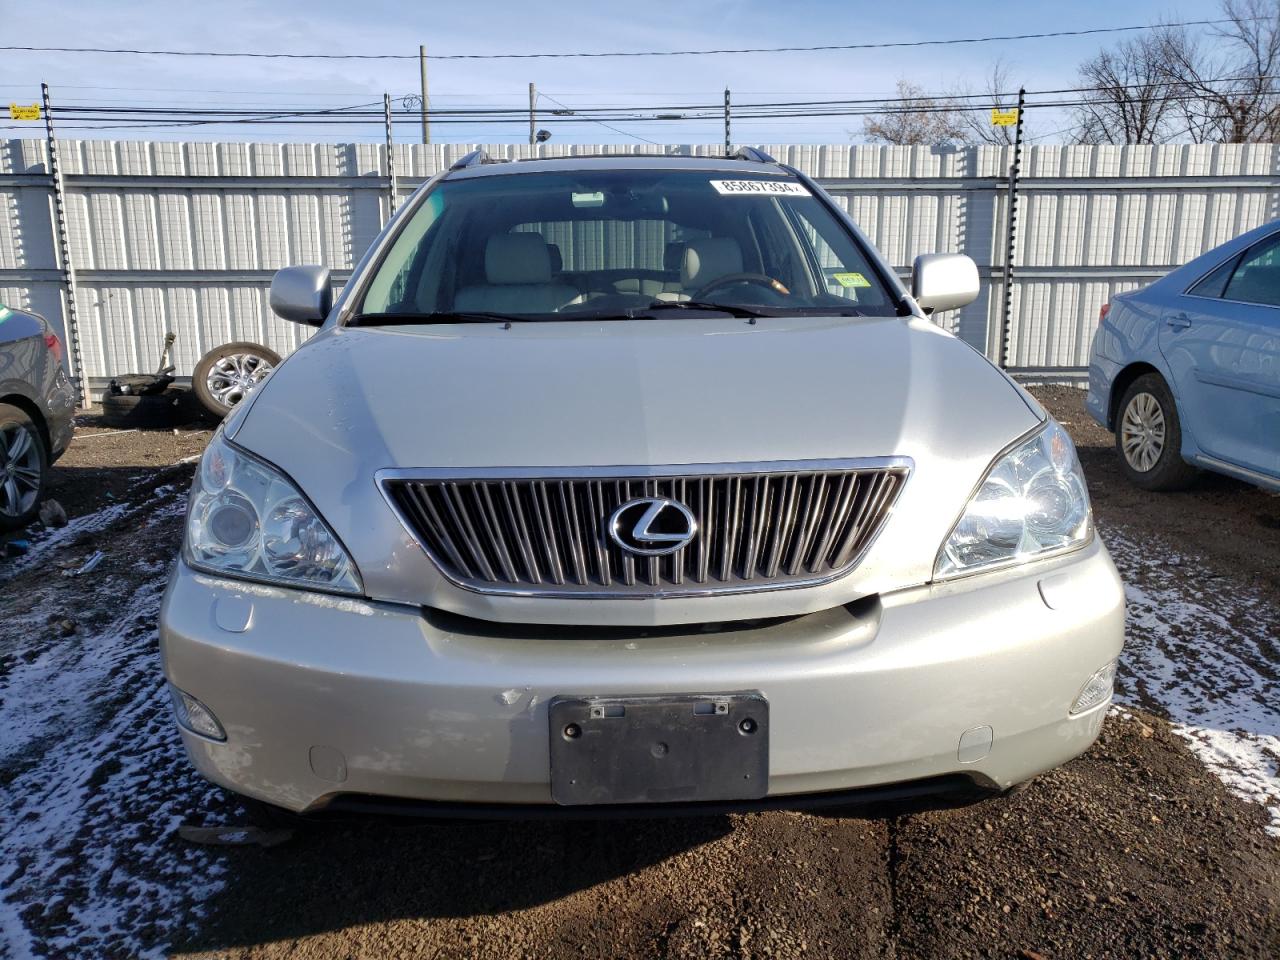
[160,150,1124,817]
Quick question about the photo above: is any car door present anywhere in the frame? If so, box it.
[1159,232,1280,479]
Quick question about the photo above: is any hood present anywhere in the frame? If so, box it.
[232,315,1041,625]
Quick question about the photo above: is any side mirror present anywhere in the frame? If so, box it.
[270,266,332,326]
[911,254,979,315]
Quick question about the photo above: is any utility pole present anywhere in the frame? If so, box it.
[724,87,731,156]
[529,82,536,146]
[419,45,430,144]
[997,86,1026,370]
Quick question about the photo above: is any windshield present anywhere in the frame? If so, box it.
[355,169,898,323]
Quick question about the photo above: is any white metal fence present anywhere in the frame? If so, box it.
[3,139,1278,390]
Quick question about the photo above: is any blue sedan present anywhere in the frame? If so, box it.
[1087,222,1280,492]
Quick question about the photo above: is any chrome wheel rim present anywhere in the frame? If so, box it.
[0,424,42,518]
[206,352,274,408]
[1120,392,1166,473]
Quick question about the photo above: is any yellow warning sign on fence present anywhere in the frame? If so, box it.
[991,108,1019,127]
[9,103,41,121]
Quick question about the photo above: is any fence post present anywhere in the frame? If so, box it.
[41,83,89,408]
[724,88,731,156]
[383,93,397,220]
[997,87,1026,370]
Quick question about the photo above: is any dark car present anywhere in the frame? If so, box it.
[0,304,75,531]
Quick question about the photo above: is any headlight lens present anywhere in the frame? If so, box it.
[185,433,361,594]
[936,419,1091,578]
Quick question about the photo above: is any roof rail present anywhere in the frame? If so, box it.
[449,149,508,171]
[729,146,778,164]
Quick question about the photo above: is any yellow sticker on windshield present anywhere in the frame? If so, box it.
[833,272,871,288]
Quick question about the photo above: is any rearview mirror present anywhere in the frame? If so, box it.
[911,254,979,314]
[270,266,332,326]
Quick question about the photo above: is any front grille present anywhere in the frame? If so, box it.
[383,461,909,598]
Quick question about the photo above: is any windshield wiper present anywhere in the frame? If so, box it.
[348,311,533,326]
[637,301,864,319]
[637,300,773,318]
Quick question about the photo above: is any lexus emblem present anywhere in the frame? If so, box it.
[608,497,698,556]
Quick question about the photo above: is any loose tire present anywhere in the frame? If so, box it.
[0,403,48,533]
[192,342,281,420]
[1115,374,1199,491]
[101,387,191,430]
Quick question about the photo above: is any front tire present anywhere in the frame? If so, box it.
[0,403,48,533]
[1115,374,1198,491]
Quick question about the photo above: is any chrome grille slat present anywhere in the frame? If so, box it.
[766,474,800,579]
[809,473,857,573]
[384,461,908,598]
[499,481,541,584]
[557,481,589,586]
[786,473,826,576]
[584,481,611,587]
[531,481,566,585]
[441,483,497,582]
[474,484,519,583]
[405,484,475,579]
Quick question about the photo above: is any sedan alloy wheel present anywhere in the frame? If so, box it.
[1120,391,1166,473]
[0,422,42,519]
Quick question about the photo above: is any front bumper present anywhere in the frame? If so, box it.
[159,540,1125,813]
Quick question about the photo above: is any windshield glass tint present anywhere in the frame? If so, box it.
[357,169,897,320]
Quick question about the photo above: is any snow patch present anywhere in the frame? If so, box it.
[0,487,234,958]
[1105,526,1280,835]
[0,501,130,581]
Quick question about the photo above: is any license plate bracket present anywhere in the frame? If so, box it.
[548,693,769,806]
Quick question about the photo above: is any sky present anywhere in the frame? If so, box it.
[0,0,1226,145]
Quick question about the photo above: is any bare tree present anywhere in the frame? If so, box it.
[956,60,1024,146]
[860,80,972,145]
[1073,35,1178,143]
[1158,0,1280,142]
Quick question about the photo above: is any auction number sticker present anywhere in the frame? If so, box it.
[710,179,811,197]
[833,272,872,288]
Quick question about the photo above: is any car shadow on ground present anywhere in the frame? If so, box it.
[177,785,992,955]
[179,812,737,949]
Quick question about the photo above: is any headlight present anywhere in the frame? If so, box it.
[185,432,362,594]
[936,419,1091,578]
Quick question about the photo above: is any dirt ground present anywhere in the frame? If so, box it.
[0,389,1277,960]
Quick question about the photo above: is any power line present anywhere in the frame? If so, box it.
[42,71,1278,119]
[44,72,1277,129]
[0,18,1241,61]
[536,91,658,145]
[18,69,1275,139]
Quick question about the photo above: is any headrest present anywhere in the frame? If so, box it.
[663,241,687,273]
[546,242,563,274]
[681,238,743,288]
[486,234,552,285]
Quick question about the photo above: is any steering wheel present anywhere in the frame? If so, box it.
[690,273,791,300]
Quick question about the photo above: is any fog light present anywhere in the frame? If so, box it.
[169,684,226,740]
[1070,660,1117,715]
